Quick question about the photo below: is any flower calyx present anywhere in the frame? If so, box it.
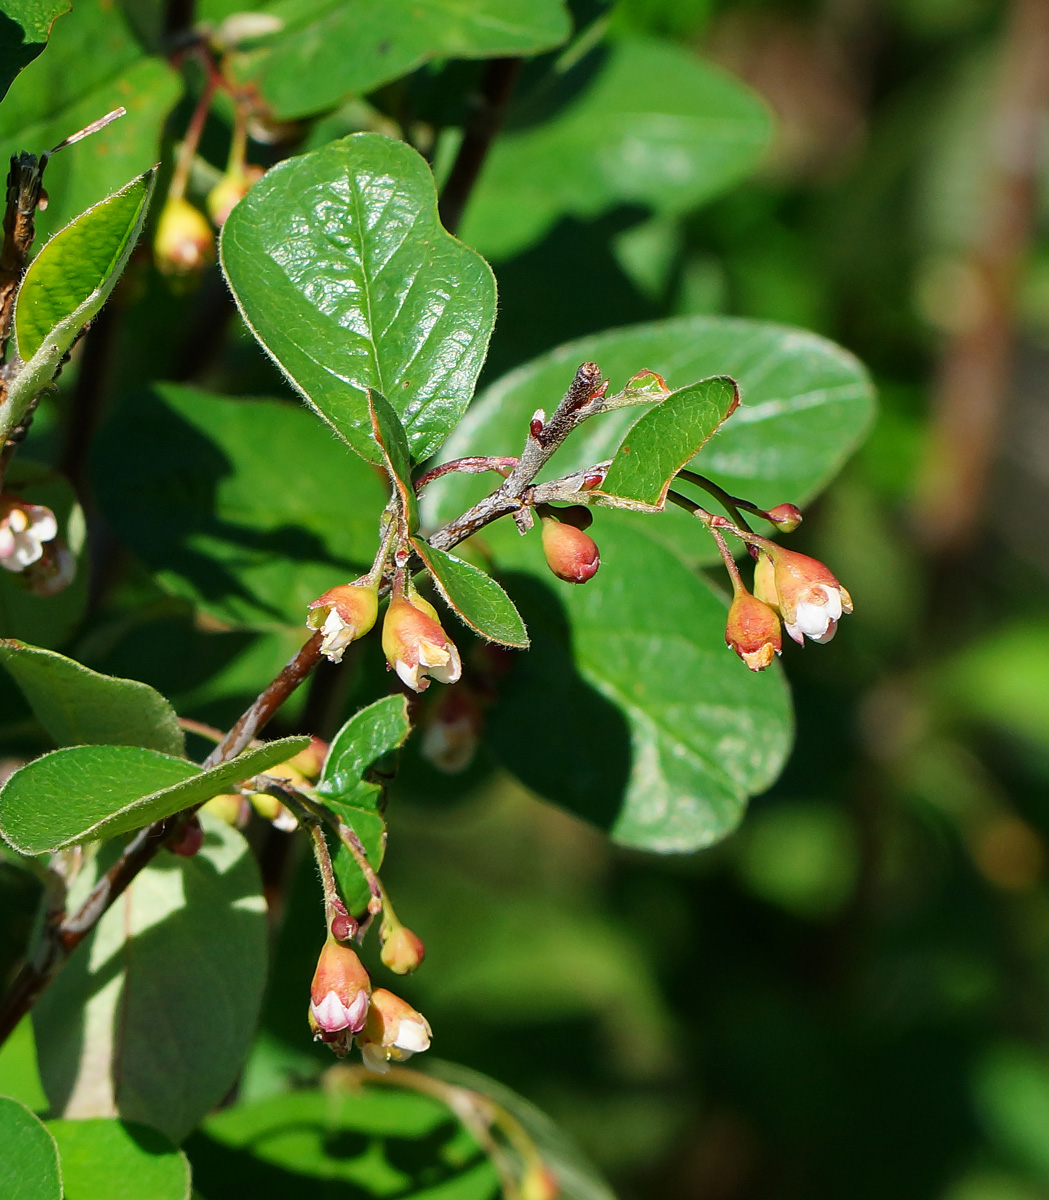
[539,504,600,584]
[307,581,379,663]
[0,495,58,573]
[308,937,372,1056]
[725,587,782,672]
[381,585,461,693]
[357,988,432,1074]
[754,546,852,645]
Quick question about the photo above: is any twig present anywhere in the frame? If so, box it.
[913,0,1049,550]
[437,57,523,235]
[0,361,618,1045]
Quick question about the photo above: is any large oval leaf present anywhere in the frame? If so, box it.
[221,133,497,464]
[189,1084,497,1198]
[460,36,772,260]
[483,520,792,851]
[424,315,875,565]
[0,735,310,855]
[213,0,571,120]
[46,1119,190,1200]
[0,1095,60,1200]
[91,385,388,631]
[33,815,267,1144]
[0,640,184,755]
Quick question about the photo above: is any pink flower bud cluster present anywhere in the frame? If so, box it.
[308,935,431,1071]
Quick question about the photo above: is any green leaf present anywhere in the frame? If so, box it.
[482,521,792,851]
[0,1,69,103]
[370,390,419,533]
[0,640,184,755]
[412,539,529,648]
[0,1018,47,1111]
[221,133,497,463]
[188,1084,498,1198]
[0,735,310,855]
[0,460,87,649]
[320,695,411,796]
[424,315,875,568]
[0,1095,60,1200]
[423,1061,616,1200]
[15,169,154,363]
[0,0,180,244]
[597,376,740,510]
[91,384,388,631]
[318,695,410,916]
[2,170,155,443]
[211,0,571,120]
[460,36,772,260]
[34,815,267,1145]
[46,1119,190,1200]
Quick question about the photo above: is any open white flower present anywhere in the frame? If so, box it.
[0,498,58,573]
[381,593,461,692]
[358,988,432,1074]
[306,582,379,663]
[753,547,852,646]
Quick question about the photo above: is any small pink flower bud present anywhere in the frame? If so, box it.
[307,582,379,663]
[758,546,853,646]
[725,589,782,672]
[381,593,462,693]
[764,503,803,533]
[154,196,215,275]
[0,495,58,573]
[206,165,264,227]
[380,920,426,975]
[420,685,481,774]
[309,938,372,1054]
[169,815,204,857]
[540,507,600,584]
[357,988,432,1074]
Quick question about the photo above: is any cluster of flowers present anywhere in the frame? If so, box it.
[725,535,853,671]
[309,922,431,1072]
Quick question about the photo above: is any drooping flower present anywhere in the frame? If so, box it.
[307,582,379,663]
[754,547,852,645]
[308,938,372,1056]
[0,496,58,573]
[154,196,215,275]
[381,592,461,693]
[357,988,432,1074]
[725,588,782,671]
[539,506,600,584]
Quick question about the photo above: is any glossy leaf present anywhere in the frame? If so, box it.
[370,391,419,533]
[2,170,155,441]
[0,639,184,755]
[0,0,69,102]
[0,1095,60,1200]
[91,385,388,630]
[0,460,87,649]
[412,539,529,648]
[15,169,154,362]
[483,521,792,851]
[597,376,740,509]
[189,1084,497,1198]
[0,735,310,855]
[47,1119,190,1200]
[221,133,497,463]
[34,815,267,1144]
[424,315,875,567]
[215,0,572,120]
[318,696,410,916]
[461,36,772,260]
[0,0,179,242]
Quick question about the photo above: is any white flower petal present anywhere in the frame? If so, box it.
[311,990,350,1032]
[794,599,832,640]
[394,656,423,692]
[810,618,839,644]
[361,1042,391,1073]
[394,1017,431,1053]
[783,620,805,646]
[30,509,57,543]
